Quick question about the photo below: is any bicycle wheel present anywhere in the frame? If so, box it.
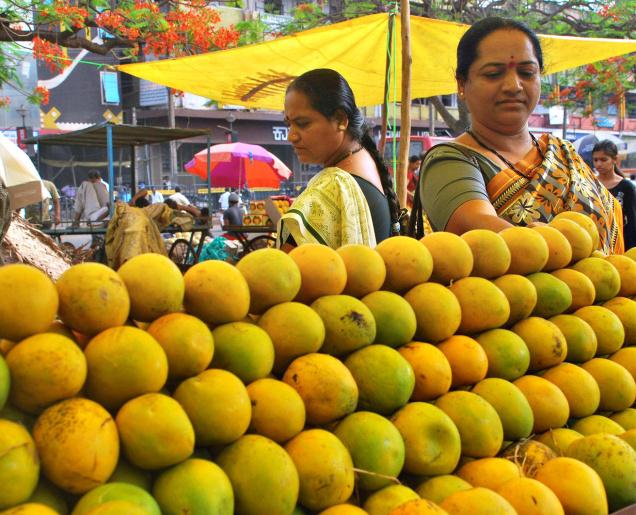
[169,238,196,268]
[246,235,277,253]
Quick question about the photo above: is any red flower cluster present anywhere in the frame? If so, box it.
[39,1,88,29]
[95,11,138,40]
[599,3,620,21]
[133,0,160,13]
[142,6,238,55]
[0,96,10,108]
[53,2,88,28]
[34,86,50,105]
[32,37,69,73]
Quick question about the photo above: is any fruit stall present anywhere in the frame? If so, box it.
[0,211,635,515]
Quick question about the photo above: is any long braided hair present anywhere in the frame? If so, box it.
[287,69,401,235]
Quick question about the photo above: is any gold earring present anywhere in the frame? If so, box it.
[338,124,346,130]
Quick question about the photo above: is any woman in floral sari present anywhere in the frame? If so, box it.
[410,17,623,254]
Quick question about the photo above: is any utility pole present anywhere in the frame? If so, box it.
[168,91,178,179]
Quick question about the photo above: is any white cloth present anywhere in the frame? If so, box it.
[74,180,109,220]
[169,192,190,206]
[219,191,230,210]
[151,191,164,203]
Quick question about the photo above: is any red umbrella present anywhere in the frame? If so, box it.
[184,142,292,190]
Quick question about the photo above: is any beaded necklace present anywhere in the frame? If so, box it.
[467,129,544,177]
[325,145,364,168]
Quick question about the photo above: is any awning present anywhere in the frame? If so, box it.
[23,121,211,147]
[23,122,214,215]
[119,13,636,110]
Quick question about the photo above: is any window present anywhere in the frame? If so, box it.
[100,71,120,105]
[441,94,457,108]
[264,0,283,14]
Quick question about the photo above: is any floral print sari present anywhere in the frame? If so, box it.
[277,167,377,249]
[487,134,624,254]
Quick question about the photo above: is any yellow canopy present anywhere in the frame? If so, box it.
[119,13,636,110]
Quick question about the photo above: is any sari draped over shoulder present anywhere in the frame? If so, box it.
[486,134,624,254]
[276,167,377,249]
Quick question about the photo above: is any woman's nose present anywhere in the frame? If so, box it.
[502,71,523,92]
[287,128,299,142]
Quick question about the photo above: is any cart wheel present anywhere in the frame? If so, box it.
[246,235,277,253]
[169,238,196,267]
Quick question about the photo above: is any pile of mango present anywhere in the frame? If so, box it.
[0,210,635,515]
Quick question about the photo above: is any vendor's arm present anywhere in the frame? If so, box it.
[446,199,512,233]
[180,204,201,217]
[420,146,511,234]
[46,182,62,225]
[129,188,149,207]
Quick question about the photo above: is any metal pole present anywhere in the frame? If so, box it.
[106,125,115,217]
[207,134,212,217]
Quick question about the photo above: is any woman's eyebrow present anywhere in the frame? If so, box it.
[479,60,538,70]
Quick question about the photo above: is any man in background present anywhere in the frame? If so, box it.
[72,170,109,226]
[219,188,231,211]
[168,186,190,207]
[406,154,423,210]
[223,192,243,227]
[24,179,61,228]
[150,187,164,204]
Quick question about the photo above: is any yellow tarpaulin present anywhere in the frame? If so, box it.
[119,13,636,110]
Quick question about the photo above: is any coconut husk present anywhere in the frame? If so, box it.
[0,213,72,280]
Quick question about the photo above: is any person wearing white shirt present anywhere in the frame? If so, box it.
[168,186,190,206]
[150,188,164,204]
[219,189,231,211]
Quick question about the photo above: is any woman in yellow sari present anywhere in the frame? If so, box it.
[410,17,623,254]
[277,69,401,250]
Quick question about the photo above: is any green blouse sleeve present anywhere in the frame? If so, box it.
[420,145,492,231]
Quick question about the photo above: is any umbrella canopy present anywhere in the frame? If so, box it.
[0,134,48,210]
[573,134,600,168]
[184,142,292,190]
[119,13,636,110]
[573,133,627,168]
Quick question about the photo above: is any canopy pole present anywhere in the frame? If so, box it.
[106,124,115,217]
[379,12,395,156]
[130,145,137,195]
[206,134,212,217]
[397,0,412,208]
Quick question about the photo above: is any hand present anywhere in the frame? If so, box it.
[54,215,61,225]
